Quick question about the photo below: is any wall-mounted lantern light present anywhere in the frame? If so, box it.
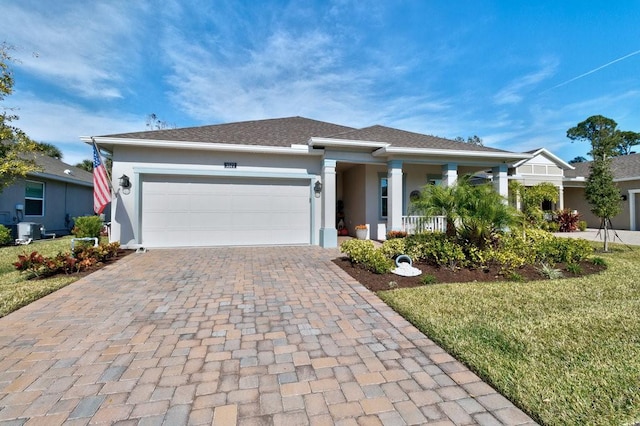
[314,180,323,198]
[119,174,131,194]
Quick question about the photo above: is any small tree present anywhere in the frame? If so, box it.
[454,135,483,146]
[584,159,620,251]
[568,115,623,251]
[569,155,587,164]
[1,43,39,192]
[617,130,640,155]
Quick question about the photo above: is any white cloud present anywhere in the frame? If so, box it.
[11,92,145,165]
[494,59,558,105]
[3,1,145,99]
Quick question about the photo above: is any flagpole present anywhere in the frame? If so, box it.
[91,137,116,193]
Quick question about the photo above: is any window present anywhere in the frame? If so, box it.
[25,181,44,216]
[380,176,388,218]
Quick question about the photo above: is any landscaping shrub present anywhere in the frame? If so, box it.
[404,233,466,269]
[535,236,593,264]
[72,215,103,238]
[578,220,588,231]
[555,209,581,232]
[543,221,560,232]
[0,225,12,246]
[380,238,406,259]
[482,229,595,273]
[340,239,393,274]
[14,242,121,279]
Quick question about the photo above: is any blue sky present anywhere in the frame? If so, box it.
[4,1,640,166]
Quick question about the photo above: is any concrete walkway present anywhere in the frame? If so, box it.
[554,228,640,246]
[0,247,536,425]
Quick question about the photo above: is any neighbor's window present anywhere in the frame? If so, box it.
[380,176,388,218]
[25,181,44,216]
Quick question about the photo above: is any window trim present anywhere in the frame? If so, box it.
[379,174,388,219]
[378,173,407,220]
[25,180,45,217]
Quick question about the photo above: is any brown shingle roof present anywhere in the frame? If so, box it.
[103,116,355,147]
[101,116,513,153]
[565,154,640,180]
[25,153,93,185]
[326,125,510,152]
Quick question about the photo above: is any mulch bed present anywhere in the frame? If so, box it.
[333,257,606,292]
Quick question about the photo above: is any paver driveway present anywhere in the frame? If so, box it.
[0,246,536,425]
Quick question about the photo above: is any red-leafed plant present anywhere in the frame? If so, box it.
[555,209,581,232]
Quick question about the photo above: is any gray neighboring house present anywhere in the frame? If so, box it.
[0,153,95,238]
[564,153,640,230]
[84,116,530,249]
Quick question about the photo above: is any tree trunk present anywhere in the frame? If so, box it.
[603,218,609,252]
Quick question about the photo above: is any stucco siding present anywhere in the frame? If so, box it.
[111,146,322,247]
[0,178,93,235]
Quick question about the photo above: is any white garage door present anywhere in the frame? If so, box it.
[141,175,311,247]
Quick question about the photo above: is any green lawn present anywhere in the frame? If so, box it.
[0,237,80,317]
[378,245,640,426]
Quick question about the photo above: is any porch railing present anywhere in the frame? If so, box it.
[401,215,447,234]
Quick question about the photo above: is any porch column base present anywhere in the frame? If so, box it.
[320,227,338,248]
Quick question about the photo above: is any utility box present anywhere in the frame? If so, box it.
[17,222,42,240]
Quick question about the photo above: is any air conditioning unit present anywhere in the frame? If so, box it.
[17,222,43,240]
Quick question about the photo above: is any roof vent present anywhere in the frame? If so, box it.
[64,169,73,175]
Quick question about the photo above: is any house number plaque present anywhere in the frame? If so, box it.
[224,162,237,169]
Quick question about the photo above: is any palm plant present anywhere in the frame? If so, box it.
[457,183,518,248]
[409,178,466,237]
[410,177,518,248]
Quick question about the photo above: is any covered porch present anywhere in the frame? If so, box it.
[319,157,518,246]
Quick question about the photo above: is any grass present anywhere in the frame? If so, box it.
[378,244,640,426]
[0,236,80,317]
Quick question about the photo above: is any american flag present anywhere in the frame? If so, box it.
[92,144,111,214]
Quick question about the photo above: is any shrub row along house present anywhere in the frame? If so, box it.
[78,116,640,249]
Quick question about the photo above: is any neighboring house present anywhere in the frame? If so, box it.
[83,116,530,249]
[564,154,640,231]
[509,150,640,231]
[0,153,95,238]
[509,148,576,211]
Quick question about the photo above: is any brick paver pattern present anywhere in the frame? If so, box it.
[0,246,537,425]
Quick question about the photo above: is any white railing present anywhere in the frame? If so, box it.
[401,215,447,234]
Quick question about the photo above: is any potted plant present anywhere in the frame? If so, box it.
[355,224,368,240]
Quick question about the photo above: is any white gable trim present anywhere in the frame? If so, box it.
[513,148,574,170]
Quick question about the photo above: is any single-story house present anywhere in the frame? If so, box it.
[563,153,640,231]
[83,116,531,249]
[508,147,576,211]
[0,153,95,238]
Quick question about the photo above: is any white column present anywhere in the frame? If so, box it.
[387,160,403,232]
[558,185,564,210]
[319,159,337,248]
[442,163,458,187]
[492,165,508,202]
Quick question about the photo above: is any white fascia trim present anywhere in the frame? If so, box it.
[372,146,532,161]
[29,172,93,188]
[133,167,315,180]
[614,176,640,183]
[513,148,575,170]
[308,137,390,149]
[81,137,323,156]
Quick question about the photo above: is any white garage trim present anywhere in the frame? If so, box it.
[629,189,640,231]
[132,167,317,247]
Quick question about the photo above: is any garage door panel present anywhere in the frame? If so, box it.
[141,176,311,247]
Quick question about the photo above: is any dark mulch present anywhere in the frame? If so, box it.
[333,257,606,292]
